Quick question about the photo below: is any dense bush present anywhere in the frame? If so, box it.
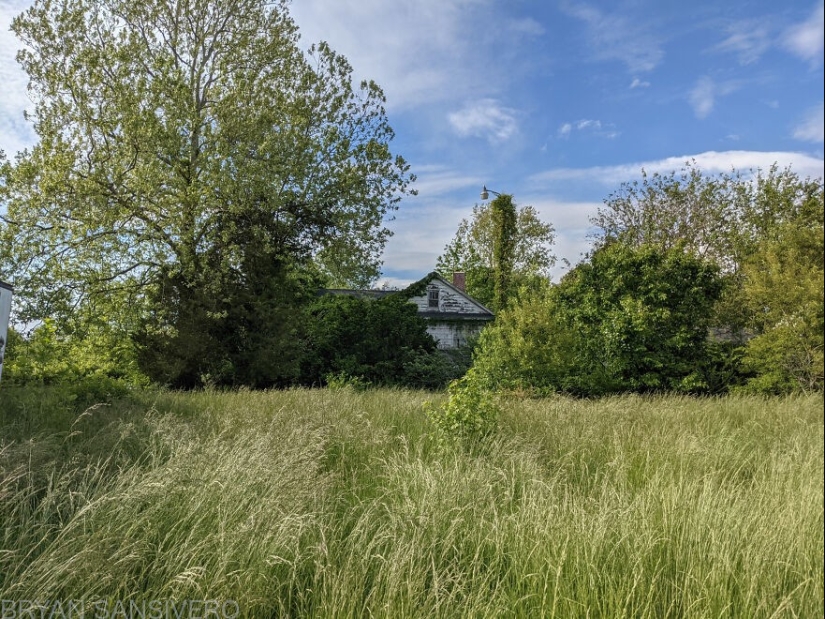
[738,221,824,393]
[300,293,462,389]
[134,259,317,389]
[474,243,728,396]
[2,319,146,390]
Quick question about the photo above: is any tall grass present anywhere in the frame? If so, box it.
[1,387,822,617]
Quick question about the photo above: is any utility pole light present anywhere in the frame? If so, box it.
[480,185,501,200]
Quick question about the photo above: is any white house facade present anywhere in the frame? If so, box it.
[405,273,494,349]
[321,272,494,350]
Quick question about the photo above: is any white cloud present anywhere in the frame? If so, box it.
[576,119,601,130]
[689,77,716,119]
[508,17,545,37]
[288,0,517,112]
[529,150,825,187]
[782,1,824,65]
[793,103,825,143]
[448,99,519,143]
[689,77,741,119]
[630,78,650,89]
[557,119,619,139]
[561,2,664,73]
[714,19,771,65]
[405,166,483,198]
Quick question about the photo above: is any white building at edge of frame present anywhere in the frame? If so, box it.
[0,280,12,384]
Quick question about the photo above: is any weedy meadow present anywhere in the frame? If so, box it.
[0,387,822,618]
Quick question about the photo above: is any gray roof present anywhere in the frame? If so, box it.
[319,289,395,299]
[417,311,494,321]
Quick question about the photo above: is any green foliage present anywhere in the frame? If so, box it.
[560,243,725,393]
[3,319,146,388]
[2,321,141,410]
[436,199,555,309]
[738,221,824,393]
[592,161,739,268]
[491,194,518,312]
[590,163,824,394]
[301,293,442,388]
[425,367,500,445]
[472,287,578,394]
[401,346,475,391]
[324,371,370,392]
[474,243,726,395]
[0,0,414,386]
[134,257,317,389]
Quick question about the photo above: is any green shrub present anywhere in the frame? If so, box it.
[425,368,500,445]
[3,320,147,388]
[324,371,369,391]
[301,293,447,388]
[401,348,473,390]
[473,243,727,396]
[738,221,823,393]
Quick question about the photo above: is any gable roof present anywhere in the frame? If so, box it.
[319,271,494,320]
[320,288,394,300]
[409,271,494,319]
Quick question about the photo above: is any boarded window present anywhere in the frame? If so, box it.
[428,287,439,308]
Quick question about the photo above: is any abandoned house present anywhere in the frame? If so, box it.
[322,271,495,350]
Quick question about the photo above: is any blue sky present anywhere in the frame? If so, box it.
[1,0,823,287]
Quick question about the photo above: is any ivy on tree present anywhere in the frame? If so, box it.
[436,197,555,311]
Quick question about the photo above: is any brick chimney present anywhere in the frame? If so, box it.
[452,271,466,292]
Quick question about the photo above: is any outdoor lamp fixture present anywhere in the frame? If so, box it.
[480,185,501,200]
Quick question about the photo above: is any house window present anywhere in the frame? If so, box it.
[428,287,439,308]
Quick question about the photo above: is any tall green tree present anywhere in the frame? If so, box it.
[591,162,822,276]
[591,162,738,269]
[436,198,555,310]
[739,220,824,393]
[0,0,414,323]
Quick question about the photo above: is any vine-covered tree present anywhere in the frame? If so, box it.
[436,197,555,310]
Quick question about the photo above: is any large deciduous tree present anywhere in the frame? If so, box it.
[436,197,555,310]
[590,162,738,269]
[0,0,414,321]
[591,162,822,277]
[0,0,414,386]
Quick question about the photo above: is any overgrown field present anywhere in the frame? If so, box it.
[1,387,822,618]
